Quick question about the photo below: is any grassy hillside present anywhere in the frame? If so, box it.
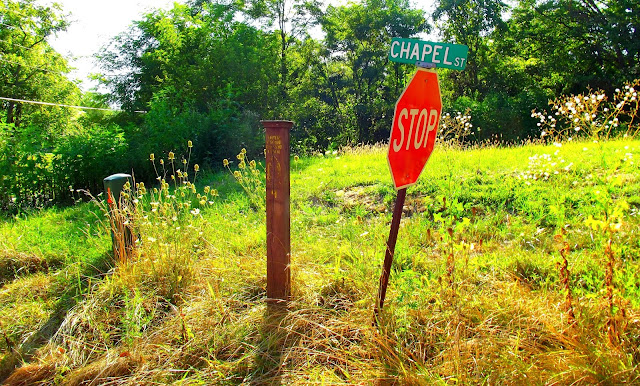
[1,139,639,384]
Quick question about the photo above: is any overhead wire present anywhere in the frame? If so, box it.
[0,96,146,113]
[1,56,132,80]
[0,55,62,73]
[0,38,36,51]
[0,22,19,30]
[1,46,129,79]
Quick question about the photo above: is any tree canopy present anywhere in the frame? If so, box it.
[0,0,78,131]
[1,0,639,209]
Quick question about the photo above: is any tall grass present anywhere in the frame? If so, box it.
[1,128,640,383]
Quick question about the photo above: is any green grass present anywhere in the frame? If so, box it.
[1,138,639,384]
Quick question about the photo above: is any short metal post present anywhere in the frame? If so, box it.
[103,173,134,261]
[374,187,407,324]
[262,120,294,302]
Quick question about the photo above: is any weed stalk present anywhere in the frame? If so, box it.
[555,233,576,326]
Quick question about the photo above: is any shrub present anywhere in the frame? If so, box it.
[0,121,128,212]
[532,79,640,142]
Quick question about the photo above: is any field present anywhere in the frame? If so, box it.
[1,138,639,384]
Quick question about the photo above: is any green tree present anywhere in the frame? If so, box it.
[501,0,640,94]
[433,0,507,98]
[99,3,279,114]
[0,0,77,130]
[318,0,428,143]
[238,0,321,112]
[97,2,281,175]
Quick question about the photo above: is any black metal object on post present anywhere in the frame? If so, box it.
[103,173,134,261]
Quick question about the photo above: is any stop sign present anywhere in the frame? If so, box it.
[387,69,442,190]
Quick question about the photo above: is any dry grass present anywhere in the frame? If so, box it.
[2,139,639,384]
[0,251,60,285]
[11,248,637,384]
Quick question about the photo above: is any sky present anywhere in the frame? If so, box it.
[46,0,176,90]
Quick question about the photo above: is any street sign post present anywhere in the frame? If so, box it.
[374,68,442,323]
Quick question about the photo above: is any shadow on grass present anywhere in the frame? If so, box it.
[248,301,298,385]
[0,250,114,382]
[0,252,64,288]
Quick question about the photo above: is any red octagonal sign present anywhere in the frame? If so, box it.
[387,68,442,190]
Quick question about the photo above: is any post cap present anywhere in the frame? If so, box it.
[260,120,294,130]
[104,173,132,182]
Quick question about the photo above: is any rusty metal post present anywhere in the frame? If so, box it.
[262,120,294,301]
[373,187,407,324]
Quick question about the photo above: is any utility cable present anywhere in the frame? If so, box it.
[1,54,126,79]
[0,38,36,51]
[0,96,146,113]
[0,56,62,73]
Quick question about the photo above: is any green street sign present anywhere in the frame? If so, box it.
[389,38,468,70]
